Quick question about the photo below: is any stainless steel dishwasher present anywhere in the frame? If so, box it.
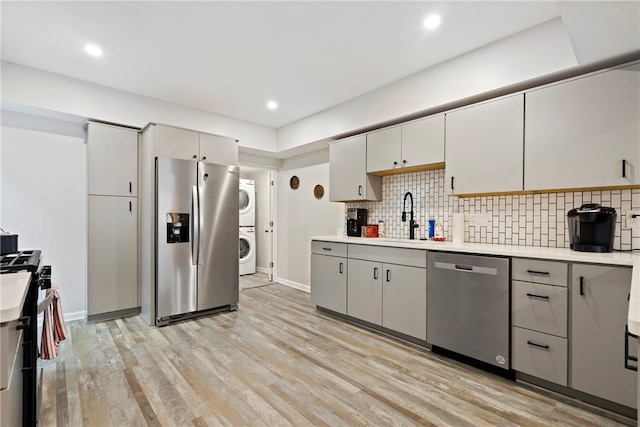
[427,252,510,370]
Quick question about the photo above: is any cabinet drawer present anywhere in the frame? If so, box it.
[311,241,347,257]
[512,281,567,337]
[512,258,567,286]
[0,320,23,390]
[512,327,568,386]
[348,244,426,268]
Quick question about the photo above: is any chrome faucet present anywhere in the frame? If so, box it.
[402,191,419,239]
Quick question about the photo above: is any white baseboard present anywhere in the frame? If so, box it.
[64,310,86,322]
[275,277,310,293]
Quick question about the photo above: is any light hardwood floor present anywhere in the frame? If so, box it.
[40,277,634,426]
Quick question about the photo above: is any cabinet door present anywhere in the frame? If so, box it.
[571,264,636,408]
[382,264,427,340]
[330,135,381,201]
[88,195,138,316]
[199,133,238,165]
[525,63,640,191]
[154,124,200,161]
[401,115,445,168]
[310,254,347,314]
[347,258,382,325]
[366,126,401,173]
[445,94,524,195]
[87,122,138,196]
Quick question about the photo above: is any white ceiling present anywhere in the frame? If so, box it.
[0,2,637,129]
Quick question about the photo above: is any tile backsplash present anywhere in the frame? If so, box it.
[346,169,640,251]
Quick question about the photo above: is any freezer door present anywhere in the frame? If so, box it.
[197,162,239,310]
[156,157,197,320]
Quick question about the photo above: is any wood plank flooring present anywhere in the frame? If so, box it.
[40,277,634,426]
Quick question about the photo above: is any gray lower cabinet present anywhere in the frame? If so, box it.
[88,195,138,318]
[511,258,569,386]
[347,258,382,325]
[310,242,347,314]
[382,263,427,340]
[571,264,636,409]
[347,245,427,341]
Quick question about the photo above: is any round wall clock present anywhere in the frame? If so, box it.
[314,184,324,199]
[289,176,299,190]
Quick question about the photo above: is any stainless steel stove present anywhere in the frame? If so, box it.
[1,249,50,427]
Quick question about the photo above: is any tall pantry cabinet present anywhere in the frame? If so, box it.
[87,122,139,321]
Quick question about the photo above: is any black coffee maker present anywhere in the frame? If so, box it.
[346,208,367,237]
[567,204,616,252]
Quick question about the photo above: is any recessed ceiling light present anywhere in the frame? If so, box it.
[85,44,103,57]
[267,101,278,110]
[423,15,441,30]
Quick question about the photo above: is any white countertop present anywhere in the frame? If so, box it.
[0,272,32,323]
[311,236,635,266]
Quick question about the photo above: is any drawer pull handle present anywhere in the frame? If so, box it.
[527,269,550,275]
[322,247,332,251]
[527,340,550,350]
[386,269,391,282]
[374,268,378,280]
[339,262,344,274]
[579,276,584,296]
[526,293,549,300]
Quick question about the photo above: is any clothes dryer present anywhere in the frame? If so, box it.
[239,227,256,275]
[239,179,255,226]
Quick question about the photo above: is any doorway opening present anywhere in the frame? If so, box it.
[238,166,276,282]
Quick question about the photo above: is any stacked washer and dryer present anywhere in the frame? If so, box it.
[239,179,256,275]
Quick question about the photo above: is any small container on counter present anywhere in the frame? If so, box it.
[362,224,379,238]
[378,220,385,238]
[428,219,436,239]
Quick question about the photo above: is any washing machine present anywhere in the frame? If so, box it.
[239,179,255,226]
[239,227,256,275]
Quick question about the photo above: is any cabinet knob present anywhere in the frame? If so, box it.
[402,160,407,164]
[193,154,197,159]
[202,156,207,160]
[393,161,398,166]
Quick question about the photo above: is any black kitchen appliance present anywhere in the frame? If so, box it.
[0,249,51,427]
[0,232,18,255]
[567,204,616,252]
[346,208,367,237]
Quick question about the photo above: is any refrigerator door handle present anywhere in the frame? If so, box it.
[192,184,200,265]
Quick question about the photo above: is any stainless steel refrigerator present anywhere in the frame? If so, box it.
[155,157,239,325]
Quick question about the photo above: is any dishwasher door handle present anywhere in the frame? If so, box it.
[434,261,498,276]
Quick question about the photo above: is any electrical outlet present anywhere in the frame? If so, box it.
[468,213,489,227]
[626,211,640,229]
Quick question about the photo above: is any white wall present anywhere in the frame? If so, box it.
[276,156,344,291]
[276,18,577,149]
[1,61,277,152]
[1,117,87,320]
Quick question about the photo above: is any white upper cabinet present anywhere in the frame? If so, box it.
[401,115,445,168]
[366,115,445,174]
[367,126,401,173]
[87,122,138,197]
[330,134,382,202]
[153,124,238,166]
[445,94,524,195]
[199,133,238,166]
[154,124,200,161]
[525,63,640,191]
